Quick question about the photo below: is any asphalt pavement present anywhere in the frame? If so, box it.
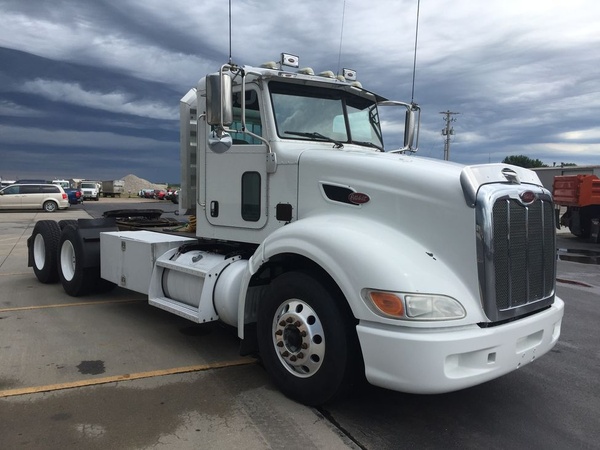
[0,200,598,449]
[0,204,357,449]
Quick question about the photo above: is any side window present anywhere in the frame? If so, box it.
[241,172,261,222]
[41,185,59,193]
[2,186,19,195]
[20,185,41,194]
[230,89,262,145]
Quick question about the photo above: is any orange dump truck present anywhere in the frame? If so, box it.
[553,174,600,238]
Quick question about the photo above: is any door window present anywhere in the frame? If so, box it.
[230,89,262,145]
[241,172,261,222]
[1,186,20,195]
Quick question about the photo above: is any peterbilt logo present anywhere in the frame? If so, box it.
[348,192,370,204]
[519,190,537,204]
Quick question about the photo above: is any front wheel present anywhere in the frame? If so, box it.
[257,271,361,406]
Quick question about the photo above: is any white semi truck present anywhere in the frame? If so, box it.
[27,55,564,406]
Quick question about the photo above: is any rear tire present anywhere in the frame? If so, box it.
[58,220,78,230]
[29,220,61,283]
[257,271,361,406]
[58,225,112,296]
[43,201,57,212]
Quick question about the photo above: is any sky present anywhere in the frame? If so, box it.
[1,0,599,184]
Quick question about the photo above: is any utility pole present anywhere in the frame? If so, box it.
[440,110,459,161]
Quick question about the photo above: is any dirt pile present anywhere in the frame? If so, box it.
[121,174,168,196]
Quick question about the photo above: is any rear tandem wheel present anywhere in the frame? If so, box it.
[57,225,114,296]
[29,220,61,283]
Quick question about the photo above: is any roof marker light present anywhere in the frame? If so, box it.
[298,67,314,75]
[261,61,278,69]
[318,70,335,78]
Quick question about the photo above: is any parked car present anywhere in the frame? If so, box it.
[140,189,155,199]
[171,190,179,204]
[0,184,69,212]
[154,189,167,200]
[64,188,84,205]
[164,189,178,201]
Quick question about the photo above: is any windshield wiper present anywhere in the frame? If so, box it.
[352,140,383,151]
[284,131,344,148]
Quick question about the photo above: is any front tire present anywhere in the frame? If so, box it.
[257,271,361,406]
[29,220,61,283]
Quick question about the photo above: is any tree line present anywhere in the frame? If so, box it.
[501,155,577,168]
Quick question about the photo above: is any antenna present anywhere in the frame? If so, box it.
[336,0,347,76]
[410,0,421,103]
[228,0,232,64]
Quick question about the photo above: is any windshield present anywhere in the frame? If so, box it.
[269,81,383,150]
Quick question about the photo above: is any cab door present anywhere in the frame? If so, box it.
[204,88,267,229]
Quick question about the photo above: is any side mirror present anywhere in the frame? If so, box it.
[206,73,233,127]
[377,100,420,153]
[403,108,415,149]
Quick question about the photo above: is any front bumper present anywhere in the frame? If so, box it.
[357,296,564,394]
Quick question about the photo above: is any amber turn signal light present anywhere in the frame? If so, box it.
[369,292,405,317]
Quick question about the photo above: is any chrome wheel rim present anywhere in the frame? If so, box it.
[272,299,325,378]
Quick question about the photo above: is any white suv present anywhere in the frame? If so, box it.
[0,184,70,212]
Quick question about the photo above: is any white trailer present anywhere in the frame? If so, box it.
[27,54,564,406]
[101,179,125,197]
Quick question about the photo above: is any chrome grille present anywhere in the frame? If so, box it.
[477,186,556,322]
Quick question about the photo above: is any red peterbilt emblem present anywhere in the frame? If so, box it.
[519,191,536,204]
[348,192,370,204]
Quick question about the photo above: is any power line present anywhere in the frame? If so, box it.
[440,110,459,161]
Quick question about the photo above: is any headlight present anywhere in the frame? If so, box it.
[364,290,466,321]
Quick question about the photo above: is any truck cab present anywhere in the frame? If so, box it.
[180,59,418,245]
[28,54,564,406]
[174,57,563,403]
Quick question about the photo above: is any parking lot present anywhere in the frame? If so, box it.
[1,203,599,449]
[0,207,355,449]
